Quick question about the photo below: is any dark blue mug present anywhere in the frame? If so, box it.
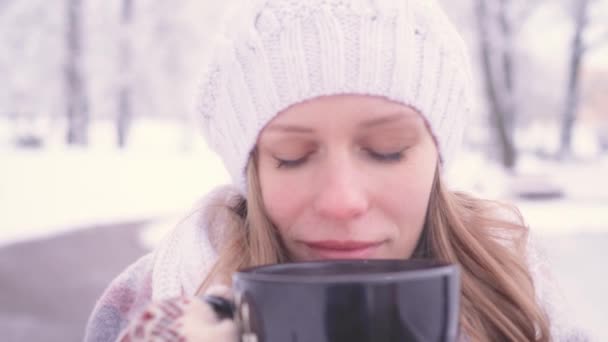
[205,259,460,342]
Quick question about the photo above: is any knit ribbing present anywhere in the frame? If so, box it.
[199,0,473,195]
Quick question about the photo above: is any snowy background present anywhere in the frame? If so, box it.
[1,0,607,341]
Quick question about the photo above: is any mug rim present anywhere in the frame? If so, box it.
[234,259,459,284]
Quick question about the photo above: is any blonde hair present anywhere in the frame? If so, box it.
[197,154,550,341]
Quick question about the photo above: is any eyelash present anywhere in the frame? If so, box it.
[275,156,309,169]
[274,150,406,169]
[366,149,406,162]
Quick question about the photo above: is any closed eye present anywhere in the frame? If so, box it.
[366,149,406,163]
[274,156,309,169]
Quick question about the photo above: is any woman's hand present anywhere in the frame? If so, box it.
[119,285,238,341]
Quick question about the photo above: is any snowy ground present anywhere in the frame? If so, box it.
[1,118,607,339]
[0,119,230,246]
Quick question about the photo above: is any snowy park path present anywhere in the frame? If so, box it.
[0,220,149,342]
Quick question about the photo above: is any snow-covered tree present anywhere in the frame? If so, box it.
[0,0,63,146]
[116,0,134,148]
[65,0,89,145]
[472,0,545,169]
[559,0,608,157]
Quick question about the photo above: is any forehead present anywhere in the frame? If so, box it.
[265,95,423,131]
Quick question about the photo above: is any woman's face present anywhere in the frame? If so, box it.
[256,95,438,261]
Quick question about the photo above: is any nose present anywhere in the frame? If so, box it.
[313,159,369,221]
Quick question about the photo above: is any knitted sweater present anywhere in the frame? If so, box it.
[84,187,589,342]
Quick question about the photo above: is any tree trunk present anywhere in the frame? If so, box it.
[559,0,588,158]
[498,0,516,134]
[117,0,133,148]
[65,0,88,145]
[475,0,517,169]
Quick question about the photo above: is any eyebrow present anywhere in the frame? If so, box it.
[358,111,417,129]
[265,124,315,133]
[265,110,418,133]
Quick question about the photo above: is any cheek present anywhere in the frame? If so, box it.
[375,162,435,251]
[381,176,431,226]
[258,168,307,234]
[261,185,291,227]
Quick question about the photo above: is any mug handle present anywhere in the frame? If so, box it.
[202,294,236,320]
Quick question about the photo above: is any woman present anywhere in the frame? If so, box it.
[85,0,586,341]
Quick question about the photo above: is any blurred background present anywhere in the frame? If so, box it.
[0,0,606,341]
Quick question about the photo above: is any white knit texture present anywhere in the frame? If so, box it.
[199,0,474,195]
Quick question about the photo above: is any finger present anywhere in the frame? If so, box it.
[174,302,238,341]
[186,296,222,323]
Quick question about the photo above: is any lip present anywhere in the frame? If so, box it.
[302,240,384,259]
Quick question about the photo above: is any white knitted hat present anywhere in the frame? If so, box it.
[198,0,474,195]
